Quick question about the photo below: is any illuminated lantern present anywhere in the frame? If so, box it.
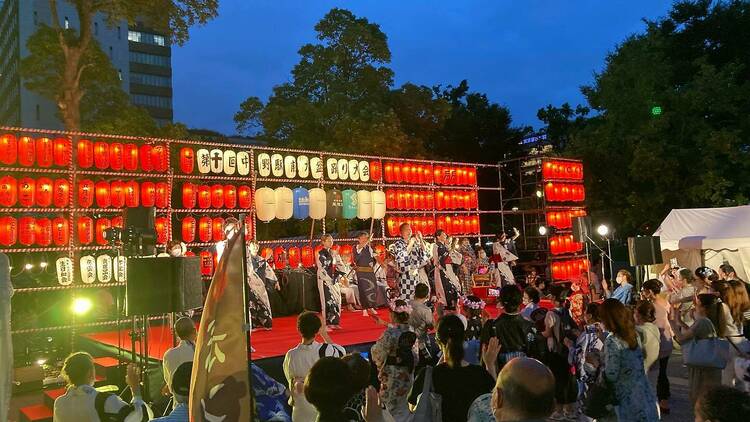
[179,147,195,174]
[211,217,225,241]
[254,187,276,222]
[223,185,237,209]
[35,217,52,246]
[433,165,443,185]
[77,216,94,245]
[0,176,17,207]
[456,167,465,185]
[95,218,112,245]
[330,244,340,256]
[426,192,434,209]
[358,160,369,182]
[340,245,353,264]
[260,247,273,261]
[93,181,110,208]
[34,177,53,207]
[152,216,167,244]
[93,142,110,169]
[385,190,396,209]
[19,177,35,207]
[271,246,285,269]
[435,191,445,210]
[401,164,411,184]
[393,162,403,183]
[0,134,17,165]
[52,217,68,246]
[139,144,153,171]
[357,190,372,220]
[453,191,464,209]
[301,246,314,267]
[544,182,554,201]
[308,188,326,220]
[237,151,250,176]
[181,216,196,243]
[238,185,252,209]
[109,181,124,208]
[387,217,399,237]
[543,161,553,179]
[403,191,413,210]
[453,216,463,234]
[374,244,386,261]
[287,246,301,268]
[197,185,211,209]
[124,181,139,207]
[111,216,123,228]
[18,136,35,166]
[436,216,447,233]
[467,167,477,185]
[275,186,294,220]
[296,155,310,178]
[141,181,156,207]
[284,156,298,179]
[182,183,196,209]
[370,160,382,182]
[155,182,169,208]
[123,143,138,171]
[151,145,168,172]
[561,185,570,202]
[384,162,394,183]
[77,139,94,168]
[35,137,53,168]
[198,216,212,242]
[18,216,35,246]
[200,250,213,275]
[210,184,224,208]
[104,142,123,171]
[0,216,17,246]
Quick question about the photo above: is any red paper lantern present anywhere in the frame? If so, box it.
[111,216,123,228]
[210,184,224,209]
[109,143,124,170]
[387,217,399,237]
[301,246,314,267]
[139,144,153,171]
[260,247,273,260]
[384,162,393,183]
[77,139,93,168]
[402,164,411,185]
[211,217,225,241]
[35,177,53,207]
[151,145,168,172]
[155,216,168,244]
[435,191,445,210]
[198,216,212,242]
[52,217,68,246]
[182,216,196,243]
[95,218,112,245]
[18,216,35,246]
[288,247,301,268]
[179,147,194,174]
[53,138,70,167]
[19,177,35,208]
[273,247,286,269]
[0,216,17,246]
[18,136,35,167]
[426,217,436,235]
[141,181,156,207]
[35,137,53,168]
[0,176,17,207]
[110,181,125,208]
[77,216,94,245]
[200,250,213,275]
[123,143,138,171]
[35,217,52,246]
[182,183,197,209]
[76,179,93,208]
[0,134,17,165]
[403,191,413,210]
[436,216,447,233]
[370,161,382,181]
[385,190,395,209]
[393,163,403,183]
[155,182,169,208]
[124,180,139,207]
[223,185,237,209]
[238,186,252,209]
[93,142,109,169]
[197,185,211,209]
[92,181,109,208]
[340,245,353,264]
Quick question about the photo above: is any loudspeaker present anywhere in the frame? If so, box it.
[124,206,155,230]
[126,256,203,316]
[628,236,663,266]
[572,216,592,243]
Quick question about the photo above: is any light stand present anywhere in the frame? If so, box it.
[584,234,615,291]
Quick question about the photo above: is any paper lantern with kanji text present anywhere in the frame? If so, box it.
[52,217,68,246]
[107,142,123,170]
[93,142,110,169]
[370,160,382,182]
[273,247,286,269]
[35,217,52,246]
[95,218,111,245]
[0,216,17,246]
[151,145,168,172]
[94,181,110,208]
[155,182,169,208]
[211,217,225,242]
[123,143,138,171]
[179,147,194,174]
[197,185,211,209]
[124,181,139,207]
[238,185,252,209]
[35,177,53,207]
[141,181,156,207]
[19,177,35,208]
[139,145,153,171]
[109,181,124,208]
[200,250,213,275]
[223,185,237,209]
[211,184,224,208]
[77,216,94,245]
[18,216,35,246]
[52,138,69,167]
[76,139,93,168]
[155,216,168,244]
[18,136,35,167]
[35,137,53,168]
[182,183,196,209]
[181,216,196,243]
[198,216,212,242]
[0,176,17,207]
[301,246,314,267]
[0,134,17,165]
[287,246,300,268]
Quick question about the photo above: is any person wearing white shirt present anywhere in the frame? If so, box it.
[161,317,196,397]
[53,352,150,422]
[283,312,345,422]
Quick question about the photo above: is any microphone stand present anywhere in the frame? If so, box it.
[584,234,615,298]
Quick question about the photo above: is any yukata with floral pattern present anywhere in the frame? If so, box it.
[251,363,291,422]
[371,323,416,422]
[247,254,273,329]
[568,281,586,327]
[570,322,604,408]
[458,242,477,294]
[603,334,659,422]
[316,248,341,326]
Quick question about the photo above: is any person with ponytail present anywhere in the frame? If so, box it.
[408,315,495,422]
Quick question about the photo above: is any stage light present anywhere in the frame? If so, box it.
[536,190,543,198]
[511,207,519,212]
[24,263,33,270]
[538,225,548,236]
[597,224,610,237]
[36,358,47,366]
[72,298,93,315]
[39,261,48,268]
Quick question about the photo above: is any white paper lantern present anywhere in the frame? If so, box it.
[257,153,271,177]
[358,161,370,182]
[96,254,113,283]
[56,257,73,286]
[284,155,297,179]
[223,150,237,175]
[210,149,223,174]
[237,151,251,176]
[254,187,276,222]
[349,159,360,181]
[309,187,327,220]
[196,149,211,174]
[297,155,310,178]
[274,186,294,220]
[310,157,324,180]
[371,190,386,219]
[326,158,338,180]
[114,256,127,282]
[337,158,349,181]
[356,190,372,219]
[80,255,96,284]
[271,154,284,177]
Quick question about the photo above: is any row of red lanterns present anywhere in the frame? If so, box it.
[0,215,69,246]
[551,259,589,281]
[180,216,232,243]
[0,176,70,208]
[546,209,587,229]
[77,180,168,209]
[544,182,586,202]
[383,162,477,186]
[384,189,478,211]
[542,160,583,181]
[549,235,584,256]
[182,183,252,209]
[76,140,168,172]
[0,134,71,168]
[386,215,480,237]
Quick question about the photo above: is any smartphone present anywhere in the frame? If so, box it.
[359,351,369,361]
[488,288,500,297]
[670,258,678,268]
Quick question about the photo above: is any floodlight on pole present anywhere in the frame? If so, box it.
[71,297,93,316]
[535,190,543,198]
[538,225,548,236]
[597,224,610,237]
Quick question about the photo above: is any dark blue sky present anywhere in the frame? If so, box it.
[172,1,674,135]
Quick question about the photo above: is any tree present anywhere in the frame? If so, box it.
[20,0,218,131]
[536,103,589,151]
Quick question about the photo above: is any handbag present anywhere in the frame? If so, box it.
[582,370,617,419]
[681,319,730,369]
[413,366,442,422]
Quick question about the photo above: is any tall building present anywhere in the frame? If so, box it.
[0,0,173,129]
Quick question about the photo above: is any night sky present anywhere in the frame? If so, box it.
[172,1,674,135]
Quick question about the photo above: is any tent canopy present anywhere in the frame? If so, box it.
[653,205,750,251]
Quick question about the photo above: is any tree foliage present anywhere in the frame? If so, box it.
[539,0,750,235]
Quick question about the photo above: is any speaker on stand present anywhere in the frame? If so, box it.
[627,236,663,290]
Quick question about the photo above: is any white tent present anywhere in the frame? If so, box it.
[652,205,750,281]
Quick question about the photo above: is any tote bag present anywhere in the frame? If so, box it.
[682,319,730,369]
[413,366,442,422]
